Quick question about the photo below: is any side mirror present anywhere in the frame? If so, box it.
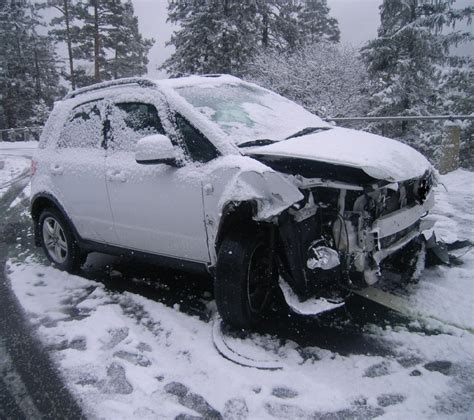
[135,134,178,165]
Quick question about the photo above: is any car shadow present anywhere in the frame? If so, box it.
[80,252,409,358]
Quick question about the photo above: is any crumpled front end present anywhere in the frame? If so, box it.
[272,164,437,300]
[206,154,438,307]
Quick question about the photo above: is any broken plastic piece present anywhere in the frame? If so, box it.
[306,243,340,270]
[279,277,345,316]
[425,233,450,265]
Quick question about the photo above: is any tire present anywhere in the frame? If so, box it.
[38,208,85,272]
[215,229,277,329]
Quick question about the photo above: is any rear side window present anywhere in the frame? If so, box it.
[175,114,219,163]
[108,102,165,152]
[58,101,103,149]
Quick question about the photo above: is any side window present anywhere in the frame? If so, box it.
[175,114,219,163]
[108,102,165,152]
[58,101,103,149]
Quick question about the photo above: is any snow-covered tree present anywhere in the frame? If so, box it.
[46,0,80,89]
[361,0,473,160]
[0,0,63,129]
[259,0,301,51]
[46,0,153,87]
[162,0,261,76]
[298,0,340,44]
[163,0,341,76]
[245,43,370,118]
[103,0,154,80]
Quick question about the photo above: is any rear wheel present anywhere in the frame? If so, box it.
[215,229,276,329]
[39,208,85,272]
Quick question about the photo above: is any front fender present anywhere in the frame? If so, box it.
[218,170,303,221]
[203,162,303,264]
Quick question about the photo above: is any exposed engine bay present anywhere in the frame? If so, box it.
[254,155,437,303]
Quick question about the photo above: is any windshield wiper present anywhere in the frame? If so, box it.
[239,127,331,147]
[286,126,331,140]
[238,139,277,148]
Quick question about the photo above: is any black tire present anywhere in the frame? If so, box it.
[38,208,85,272]
[215,229,277,329]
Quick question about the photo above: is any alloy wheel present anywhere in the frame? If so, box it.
[42,216,68,264]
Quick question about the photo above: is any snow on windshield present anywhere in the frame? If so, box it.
[174,83,329,145]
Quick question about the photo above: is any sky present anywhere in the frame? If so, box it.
[133,0,385,78]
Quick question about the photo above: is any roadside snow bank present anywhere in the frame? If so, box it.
[0,141,38,151]
[0,156,30,196]
[404,169,474,332]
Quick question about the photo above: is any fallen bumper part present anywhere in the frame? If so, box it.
[279,277,345,316]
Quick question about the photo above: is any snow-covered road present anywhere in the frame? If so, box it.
[1,143,473,419]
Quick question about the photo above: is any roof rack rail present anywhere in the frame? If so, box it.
[177,73,226,78]
[64,77,157,99]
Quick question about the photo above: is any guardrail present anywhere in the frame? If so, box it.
[0,127,42,143]
[325,115,474,123]
[2,115,472,174]
[325,115,473,174]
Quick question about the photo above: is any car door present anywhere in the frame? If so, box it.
[51,100,117,243]
[104,97,216,262]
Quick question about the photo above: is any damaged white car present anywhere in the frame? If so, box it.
[31,75,438,329]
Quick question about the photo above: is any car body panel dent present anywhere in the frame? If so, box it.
[202,163,304,264]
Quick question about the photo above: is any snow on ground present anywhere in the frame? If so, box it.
[0,140,38,156]
[0,155,30,194]
[4,167,474,419]
[0,141,37,197]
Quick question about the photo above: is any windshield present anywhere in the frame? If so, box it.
[174,83,329,145]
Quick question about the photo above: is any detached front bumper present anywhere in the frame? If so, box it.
[348,190,435,284]
[371,191,435,263]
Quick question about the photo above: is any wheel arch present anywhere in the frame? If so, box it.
[31,193,81,246]
[215,201,258,254]
[215,200,279,256]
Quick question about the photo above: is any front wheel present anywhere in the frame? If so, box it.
[39,208,85,272]
[215,229,277,329]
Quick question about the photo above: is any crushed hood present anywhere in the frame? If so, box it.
[246,127,432,182]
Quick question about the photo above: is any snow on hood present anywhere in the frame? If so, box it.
[247,127,432,182]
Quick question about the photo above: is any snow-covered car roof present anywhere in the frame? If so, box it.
[155,74,242,89]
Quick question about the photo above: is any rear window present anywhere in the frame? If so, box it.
[57,101,103,149]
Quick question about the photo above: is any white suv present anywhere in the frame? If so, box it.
[31,75,436,328]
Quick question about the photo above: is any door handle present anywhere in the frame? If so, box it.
[50,164,64,175]
[107,170,126,183]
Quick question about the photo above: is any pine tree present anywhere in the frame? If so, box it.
[0,0,63,129]
[46,0,79,89]
[163,0,261,76]
[163,0,341,76]
[72,0,114,84]
[361,0,472,159]
[298,0,340,44]
[46,0,153,87]
[260,0,302,51]
[103,0,154,80]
